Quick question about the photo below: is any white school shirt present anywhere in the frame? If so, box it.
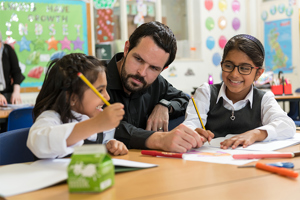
[27,110,115,159]
[183,82,296,141]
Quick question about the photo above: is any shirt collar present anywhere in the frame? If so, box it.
[107,53,124,91]
[70,110,89,122]
[216,82,254,108]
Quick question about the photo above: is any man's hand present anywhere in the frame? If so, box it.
[145,124,205,153]
[146,104,169,132]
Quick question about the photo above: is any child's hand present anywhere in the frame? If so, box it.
[96,103,125,131]
[195,128,214,144]
[106,140,128,156]
[220,129,268,149]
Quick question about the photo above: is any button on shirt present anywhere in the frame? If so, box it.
[183,82,296,141]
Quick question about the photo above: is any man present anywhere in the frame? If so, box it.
[106,21,204,152]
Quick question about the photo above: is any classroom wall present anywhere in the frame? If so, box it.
[161,0,250,95]
[19,0,300,102]
[161,0,300,96]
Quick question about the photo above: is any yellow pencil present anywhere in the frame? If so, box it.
[77,72,111,106]
[191,97,210,144]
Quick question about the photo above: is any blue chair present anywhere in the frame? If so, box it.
[7,106,34,131]
[0,127,35,165]
[288,88,300,126]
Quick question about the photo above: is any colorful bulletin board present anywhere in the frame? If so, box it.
[0,0,89,88]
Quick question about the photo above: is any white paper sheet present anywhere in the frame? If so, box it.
[113,159,157,168]
[203,133,300,151]
[0,163,68,197]
[182,146,286,165]
[0,103,32,110]
[182,146,261,165]
[0,158,156,197]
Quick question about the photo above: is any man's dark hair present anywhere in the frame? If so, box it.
[128,21,177,69]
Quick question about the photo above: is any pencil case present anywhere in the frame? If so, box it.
[271,84,292,95]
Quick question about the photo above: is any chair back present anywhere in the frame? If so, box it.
[168,115,185,131]
[7,106,34,131]
[0,127,35,165]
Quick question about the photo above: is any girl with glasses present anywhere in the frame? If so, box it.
[183,34,295,149]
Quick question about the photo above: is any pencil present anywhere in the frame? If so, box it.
[191,97,210,144]
[77,72,111,106]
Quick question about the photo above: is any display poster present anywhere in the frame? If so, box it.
[0,0,88,87]
[264,18,293,73]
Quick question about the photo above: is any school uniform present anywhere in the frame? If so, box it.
[1,44,25,101]
[183,82,296,141]
[27,110,115,159]
[105,53,189,149]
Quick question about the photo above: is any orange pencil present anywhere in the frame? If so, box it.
[239,162,298,178]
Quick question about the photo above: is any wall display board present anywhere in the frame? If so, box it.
[0,0,89,87]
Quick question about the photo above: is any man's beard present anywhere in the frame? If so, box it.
[120,56,149,93]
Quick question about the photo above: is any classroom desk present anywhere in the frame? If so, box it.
[0,109,12,119]
[0,109,12,132]
[6,144,300,200]
[274,93,300,111]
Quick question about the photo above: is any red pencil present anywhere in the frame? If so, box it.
[141,150,183,158]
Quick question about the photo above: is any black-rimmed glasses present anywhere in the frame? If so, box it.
[221,61,259,75]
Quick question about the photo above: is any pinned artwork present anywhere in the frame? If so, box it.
[26,51,40,65]
[59,36,71,50]
[17,36,31,52]
[134,0,147,26]
[4,36,16,49]
[285,6,293,17]
[218,0,227,12]
[168,66,177,77]
[270,5,277,15]
[96,9,114,43]
[93,0,116,9]
[232,0,240,12]
[212,52,221,66]
[45,36,59,50]
[261,10,268,21]
[218,35,227,49]
[28,66,44,79]
[232,17,240,31]
[205,0,213,11]
[278,4,285,13]
[205,17,215,31]
[50,51,66,61]
[206,36,215,50]
[72,36,84,50]
[32,38,44,51]
[185,69,195,76]
[218,16,227,30]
